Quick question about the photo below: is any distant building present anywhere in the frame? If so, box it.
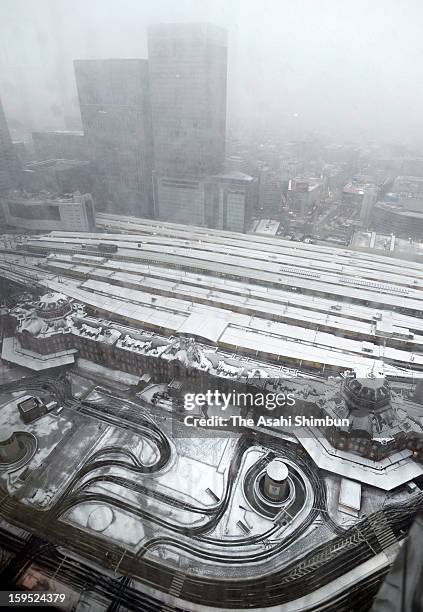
[342,177,379,210]
[258,166,283,216]
[32,130,87,162]
[371,202,423,239]
[74,59,154,217]
[0,96,20,192]
[401,158,423,177]
[257,143,281,169]
[360,187,378,227]
[225,155,249,174]
[287,177,324,216]
[205,172,257,232]
[384,176,423,212]
[392,175,423,195]
[1,192,96,232]
[153,171,256,232]
[323,163,351,190]
[148,23,227,178]
[22,159,93,195]
[153,176,206,226]
[148,23,227,222]
[370,175,423,238]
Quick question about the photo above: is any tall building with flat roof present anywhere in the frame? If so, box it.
[74,59,154,217]
[148,23,228,222]
[204,172,257,232]
[258,166,283,216]
[0,96,20,192]
[153,172,256,231]
[148,23,227,178]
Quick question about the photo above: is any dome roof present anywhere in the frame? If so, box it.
[342,373,391,413]
[266,460,289,482]
[36,292,71,319]
[0,424,15,444]
[38,292,68,308]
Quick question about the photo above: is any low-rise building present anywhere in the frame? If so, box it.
[1,192,96,232]
[17,395,47,424]
[371,201,423,239]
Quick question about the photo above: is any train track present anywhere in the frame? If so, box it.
[0,378,421,609]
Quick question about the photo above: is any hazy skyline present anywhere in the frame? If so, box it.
[1,0,423,145]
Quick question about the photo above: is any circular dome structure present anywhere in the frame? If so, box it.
[244,452,310,520]
[342,373,391,413]
[0,431,23,464]
[0,425,37,471]
[263,459,290,502]
[36,292,72,320]
[266,460,289,482]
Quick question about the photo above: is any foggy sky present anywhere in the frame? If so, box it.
[1,0,423,145]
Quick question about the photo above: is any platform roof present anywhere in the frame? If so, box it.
[176,313,228,344]
[27,234,423,315]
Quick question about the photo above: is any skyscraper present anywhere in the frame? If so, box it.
[32,130,87,162]
[74,59,154,216]
[204,172,257,232]
[0,96,20,192]
[148,23,228,223]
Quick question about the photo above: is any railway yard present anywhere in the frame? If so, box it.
[1,215,423,610]
[3,216,423,376]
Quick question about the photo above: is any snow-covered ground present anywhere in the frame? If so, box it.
[0,395,73,496]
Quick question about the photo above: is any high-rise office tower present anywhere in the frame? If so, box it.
[148,23,228,223]
[74,59,154,216]
[204,172,257,232]
[0,96,20,192]
[258,165,283,216]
